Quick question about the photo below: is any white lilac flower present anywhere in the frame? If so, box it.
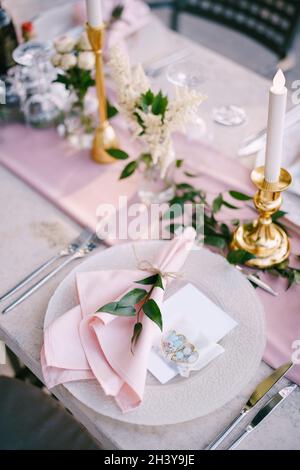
[77,51,95,71]
[54,35,76,53]
[60,53,77,71]
[131,64,150,96]
[165,87,206,132]
[108,45,137,115]
[108,46,206,177]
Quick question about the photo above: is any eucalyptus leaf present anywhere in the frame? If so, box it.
[212,194,223,214]
[227,249,255,265]
[111,4,124,20]
[220,223,231,240]
[131,322,143,351]
[274,259,289,270]
[155,274,164,290]
[204,235,227,249]
[222,200,239,210]
[120,161,138,179]
[107,103,118,119]
[294,270,300,283]
[229,190,252,201]
[139,153,152,166]
[184,171,198,178]
[176,159,183,168]
[176,183,194,190]
[136,274,158,285]
[97,302,136,316]
[151,91,168,117]
[135,273,164,290]
[118,288,147,307]
[272,210,288,222]
[231,218,240,227]
[107,148,129,160]
[287,271,295,290]
[140,90,154,108]
[143,299,163,330]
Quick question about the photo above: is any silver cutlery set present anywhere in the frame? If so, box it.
[207,362,297,450]
[0,229,101,314]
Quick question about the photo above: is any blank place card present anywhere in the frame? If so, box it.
[148,283,237,384]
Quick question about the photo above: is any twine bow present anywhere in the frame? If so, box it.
[132,246,184,281]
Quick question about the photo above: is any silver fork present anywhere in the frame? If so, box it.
[2,234,100,314]
[0,228,93,302]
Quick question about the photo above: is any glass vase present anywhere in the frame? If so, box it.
[138,163,175,204]
[57,98,95,150]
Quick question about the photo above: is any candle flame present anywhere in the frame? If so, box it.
[273,69,286,91]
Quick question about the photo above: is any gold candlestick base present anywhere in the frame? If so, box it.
[92,121,118,164]
[86,23,118,164]
[230,166,292,268]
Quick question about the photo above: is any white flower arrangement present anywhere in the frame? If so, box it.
[51,32,94,72]
[51,32,96,110]
[108,45,206,178]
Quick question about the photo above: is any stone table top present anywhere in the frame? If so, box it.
[0,15,299,450]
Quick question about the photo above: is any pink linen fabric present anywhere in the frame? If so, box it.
[41,228,196,412]
[1,123,299,386]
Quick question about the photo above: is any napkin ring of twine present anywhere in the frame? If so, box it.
[133,246,184,281]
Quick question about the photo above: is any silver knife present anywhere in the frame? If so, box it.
[235,265,278,296]
[228,384,297,450]
[238,105,300,157]
[2,234,101,314]
[206,361,293,450]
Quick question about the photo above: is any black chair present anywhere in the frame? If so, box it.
[149,0,300,60]
[0,376,100,450]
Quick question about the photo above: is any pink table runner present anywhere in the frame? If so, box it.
[1,122,299,385]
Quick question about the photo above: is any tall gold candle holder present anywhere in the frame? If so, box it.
[230,166,292,268]
[86,23,118,163]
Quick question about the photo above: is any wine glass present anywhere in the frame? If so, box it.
[166,57,246,128]
[166,58,212,141]
[12,41,61,128]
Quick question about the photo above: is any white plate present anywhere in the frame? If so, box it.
[44,242,265,425]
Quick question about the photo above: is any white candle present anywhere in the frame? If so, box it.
[86,0,103,27]
[264,69,287,183]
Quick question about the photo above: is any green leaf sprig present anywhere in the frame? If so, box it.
[54,67,95,109]
[166,181,299,289]
[106,4,125,30]
[106,88,170,178]
[97,273,164,351]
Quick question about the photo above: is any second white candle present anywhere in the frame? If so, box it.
[264,69,287,183]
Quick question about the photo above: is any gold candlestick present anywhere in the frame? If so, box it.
[230,166,292,268]
[86,23,118,164]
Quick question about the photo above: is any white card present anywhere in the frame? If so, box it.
[148,283,237,383]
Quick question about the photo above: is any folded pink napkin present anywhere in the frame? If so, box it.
[41,227,196,412]
[73,0,150,56]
